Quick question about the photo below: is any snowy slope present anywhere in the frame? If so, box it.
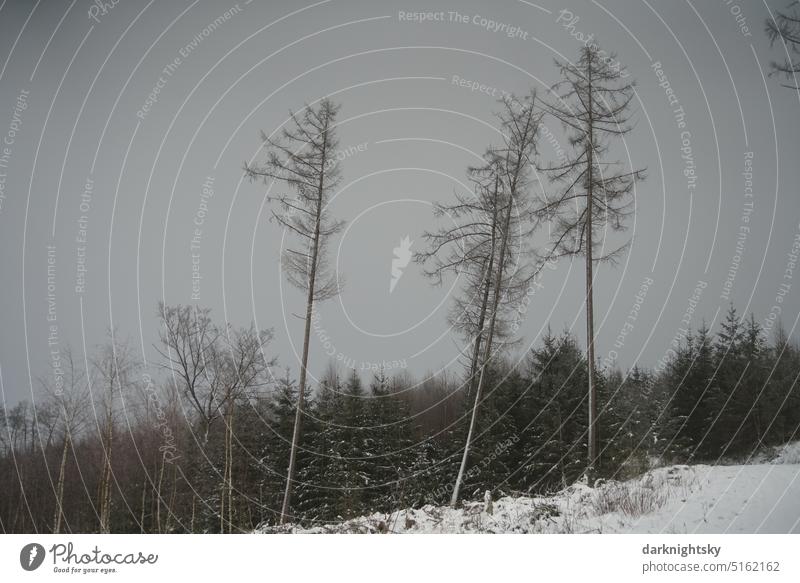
[627,464,800,533]
[257,450,800,534]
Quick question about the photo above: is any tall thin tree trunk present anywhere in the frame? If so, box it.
[228,407,234,531]
[140,480,147,533]
[221,403,234,533]
[466,264,491,398]
[220,427,226,533]
[165,466,177,533]
[99,420,113,533]
[451,187,514,506]
[156,457,165,533]
[191,495,196,533]
[279,237,318,524]
[53,433,70,534]
[465,177,501,399]
[557,404,567,488]
[13,492,22,532]
[280,121,330,524]
[585,57,598,480]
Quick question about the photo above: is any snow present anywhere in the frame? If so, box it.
[629,464,800,533]
[766,441,800,465]
[256,444,800,534]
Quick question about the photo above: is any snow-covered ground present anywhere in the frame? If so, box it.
[746,440,800,465]
[258,445,800,534]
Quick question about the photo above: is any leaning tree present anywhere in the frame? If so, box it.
[245,98,344,523]
[417,93,542,506]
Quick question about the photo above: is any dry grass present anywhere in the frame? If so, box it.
[591,474,672,518]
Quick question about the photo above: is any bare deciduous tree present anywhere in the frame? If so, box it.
[214,325,275,533]
[41,347,89,534]
[91,334,138,533]
[157,303,221,444]
[157,304,274,531]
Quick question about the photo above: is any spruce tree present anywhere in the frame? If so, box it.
[368,369,416,511]
[686,325,717,460]
[712,306,746,457]
[523,331,588,492]
[338,369,370,517]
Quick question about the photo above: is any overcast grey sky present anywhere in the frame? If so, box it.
[1,0,799,405]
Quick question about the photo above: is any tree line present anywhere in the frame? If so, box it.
[1,305,798,532]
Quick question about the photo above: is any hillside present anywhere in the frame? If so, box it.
[258,442,800,534]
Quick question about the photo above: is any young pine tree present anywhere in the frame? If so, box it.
[523,331,589,493]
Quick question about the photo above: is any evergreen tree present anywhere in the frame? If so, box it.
[459,363,520,498]
[294,371,339,522]
[659,332,702,461]
[685,325,718,460]
[771,323,800,443]
[597,367,629,477]
[522,331,588,492]
[711,306,747,457]
[337,369,371,517]
[367,369,416,511]
[259,369,303,525]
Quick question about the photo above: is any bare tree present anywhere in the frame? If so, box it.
[213,325,275,533]
[40,347,89,534]
[91,334,138,533]
[154,303,224,533]
[128,375,179,534]
[416,165,503,397]
[536,45,645,478]
[157,303,222,444]
[245,98,344,523]
[416,100,539,400]
[440,93,543,506]
[766,1,800,88]
[157,304,274,531]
